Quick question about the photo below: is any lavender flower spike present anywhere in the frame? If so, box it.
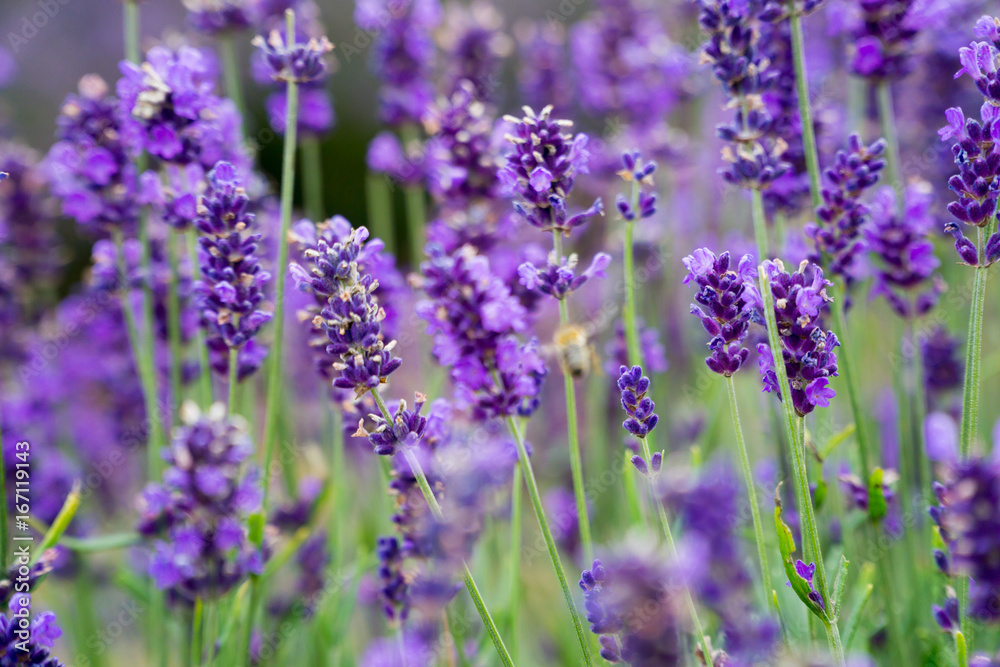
[757,259,840,416]
[618,365,659,440]
[683,248,759,376]
[253,19,334,84]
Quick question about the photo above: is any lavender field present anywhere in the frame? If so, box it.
[0,0,999,665]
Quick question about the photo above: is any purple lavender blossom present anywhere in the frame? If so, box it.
[865,182,943,318]
[604,319,668,376]
[570,0,689,128]
[46,75,141,234]
[288,223,402,399]
[137,402,264,603]
[515,22,572,113]
[618,365,659,440]
[253,20,333,84]
[757,259,840,416]
[683,248,759,376]
[499,106,602,234]
[922,326,963,405]
[849,0,928,81]
[194,161,272,379]
[437,1,511,101]
[185,0,254,34]
[517,251,611,300]
[616,151,658,222]
[0,597,64,666]
[930,458,1000,624]
[355,0,441,126]
[805,134,887,287]
[265,86,335,135]
[117,46,248,171]
[579,547,685,666]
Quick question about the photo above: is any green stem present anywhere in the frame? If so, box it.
[191,597,204,667]
[123,0,140,65]
[759,266,843,662]
[365,172,396,254]
[166,231,184,422]
[830,297,872,479]
[400,124,426,267]
[552,230,594,563]
[261,9,301,506]
[508,462,522,662]
[396,444,514,667]
[301,137,326,222]
[219,33,249,133]
[788,10,822,211]
[502,414,593,667]
[228,347,239,415]
[876,81,903,196]
[725,376,773,603]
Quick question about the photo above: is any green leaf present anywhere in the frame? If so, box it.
[34,482,81,564]
[774,483,826,619]
[844,583,874,651]
[832,555,849,619]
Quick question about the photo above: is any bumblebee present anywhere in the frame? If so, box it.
[553,324,598,379]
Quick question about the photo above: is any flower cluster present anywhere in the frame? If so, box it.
[253,18,333,84]
[580,546,686,666]
[696,0,790,190]
[683,248,758,376]
[805,134,887,286]
[517,251,611,300]
[955,22,1000,106]
[45,75,140,234]
[184,0,253,34]
[355,0,440,126]
[758,259,840,416]
[289,224,402,398]
[117,45,247,170]
[516,23,572,113]
[0,595,64,667]
[615,152,658,222]
[193,161,272,379]
[618,365,660,456]
[570,0,688,128]
[661,464,780,665]
[865,182,943,318]
[137,403,264,603]
[930,458,1000,624]
[849,0,926,81]
[437,1,511,101]
[416,244,544,420]
[922,326,963,406]
[499,106,602,234]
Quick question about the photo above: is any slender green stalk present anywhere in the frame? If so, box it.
[501,413,593,667]
[219,34,249,131]
[639,438,714,663]
[876,81,903,196]
[957,631,969,667]
[399,124,426,266]
[508,462,523,662]
[910,319,932,504]
[166,231,184,422]
[228,348,239,415]
[301,137,326,222]
[724,376,773,603]
[123,0,140,65]
[205,600,219,667]
[788,10,822,211]
[261,9,301,504]
[365,172,396,253]
[187,230,214,406]
[191,597,204,667]
[829,295,872,478]
[552,230,594,562]
[759,266,844,662]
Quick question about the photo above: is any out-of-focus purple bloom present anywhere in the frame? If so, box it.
[137,402,264,603]
[922,326,963,405]
[517,251,611,300]
[930,458,1000,624]
[416,244,545,419]
[683,248,758,376]
[253,21,333,83]
[117,46,249,171]
[185,0,254,34]
[46,75,141,234]
[925,411,959,463]
[604,319,668,376]
[757,259,840,416]
[265,86,335,135]
[499,106,603,234]
[366,132,424,186]
[515,22,572,113]
[805,134,887,287]
[616,152,658,222]
[570,0,689,127]
[579,547,686,666]
[933,589,960,634]
[194,161,272,379]
[355,0,441,126]
[865,182,943,318]
[848,0,929,81]
[437,1,511,101]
